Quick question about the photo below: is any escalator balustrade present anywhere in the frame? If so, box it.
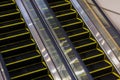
[47,0,120,80]
[0,0,53,80]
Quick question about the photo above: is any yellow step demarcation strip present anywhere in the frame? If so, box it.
[94,72,120,79]
[56,9,76,18]
[1,43,35,53]
[0,11,20,17]
[6,55,41,66]
[75,42,96,49]
[10,62,47,79]
[0,21,24,29]
[4,50,39,60]
[49,74,54,80]
[0,32,29,41]
[80,47,103,55]
[0,2,14,7]
[36,49,42,55]
[8,62,43,72]
[113,72,120,78]
[89,60,112,74]
[82,53,104,61]
[65,26,87,33]
[75,38,96,49]
[90,66,111,74]
[12,0,15,3]
[68,30,89,38]
[86,60,104,66]
[0,28,27,36]
[50,2,70,8]
[62,19,83,28]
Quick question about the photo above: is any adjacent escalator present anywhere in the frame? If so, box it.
[0,0,53,80]
[47,0,120,80]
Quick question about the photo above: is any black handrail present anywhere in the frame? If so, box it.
[30,0,93,80]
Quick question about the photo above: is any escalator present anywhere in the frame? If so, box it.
[0,0,53,80]
[47,0,120,80]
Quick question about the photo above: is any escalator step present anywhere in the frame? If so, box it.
[61,18,84,31]
[0,39,34,54]
[0,29,30,46]
[0,19,25,34]
[4,50,40,65]
[0,1,15,12]
[95,73,119,80]
[0,9,20,23]
[1,42,36,58]
[56,9,76,21]
[9,62,47,80]
[81,49,104,65]
[50,1,70,12]
[73,38,96,52]
[7,56,41,71]
[67,28,89,41]
[87,60,112,77]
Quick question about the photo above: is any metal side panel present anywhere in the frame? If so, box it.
[15,0,61,80]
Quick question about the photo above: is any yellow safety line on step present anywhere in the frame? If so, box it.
[90,66,111,74]
[0,21,24,28]
[104,60,113,71]
[113,72,120,78]
[68,31,88,38]
[49,74,54,80]
[0,11,19,17]
[50,2,70,8]
[36,49,41,55]
[90,38,97,43]
[56,10,76,18]
[77,18,85,27]
[66,27,85,33]
[1,43,35,53]
[86,60,103,66]
[104,60,112,65]
[11,67,47,79]
[62,20,83,28]
[0,32,29,41]
[94,72,112,79]
[80,48,95,54]
[12,0,15,3]
[9,62,41,72]
[75,40,96,49]
[6,55,41,66]
[0,3,14,7]
[4,50,36,60]
[82,54,103,61]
